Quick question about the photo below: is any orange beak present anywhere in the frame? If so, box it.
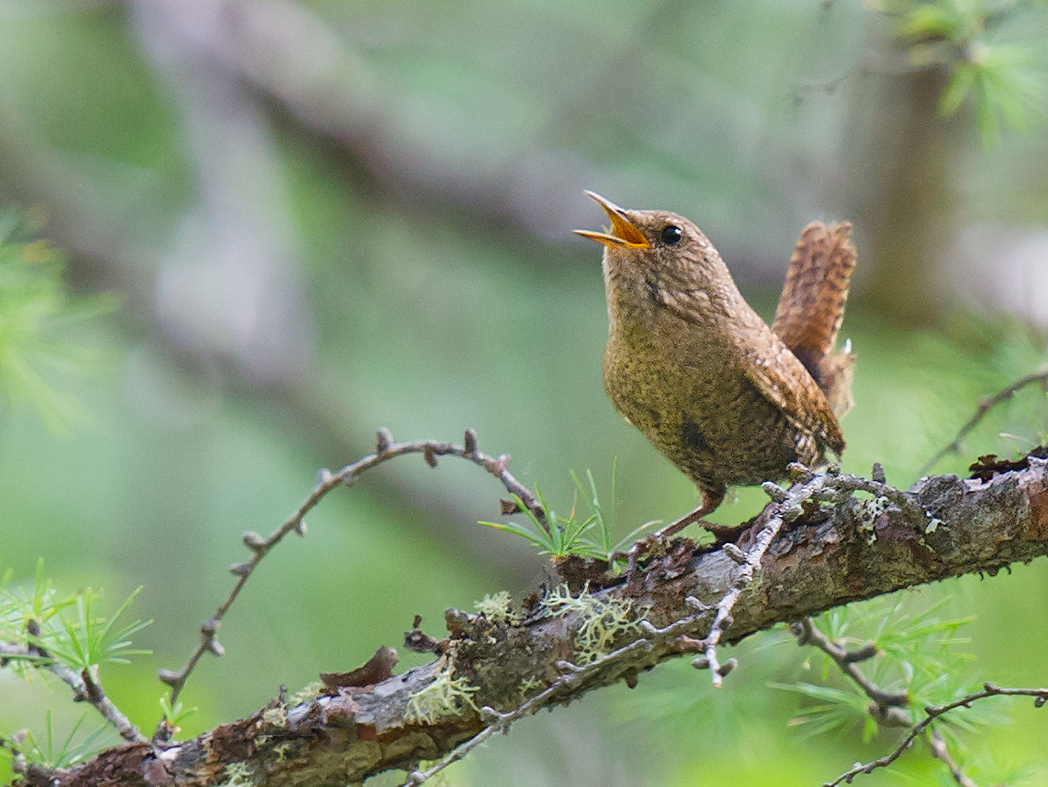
[573,191,650,249]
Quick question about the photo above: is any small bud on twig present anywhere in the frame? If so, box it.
[242,531,267,553]
[717,658,737,677]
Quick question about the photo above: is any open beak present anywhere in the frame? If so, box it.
[573,191,650,249]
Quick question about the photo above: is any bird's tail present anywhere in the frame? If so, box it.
[772,221,857,418]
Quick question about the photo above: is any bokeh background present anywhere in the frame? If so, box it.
[2,1,1048,785]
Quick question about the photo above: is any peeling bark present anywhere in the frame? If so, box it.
[17,459,1048,787]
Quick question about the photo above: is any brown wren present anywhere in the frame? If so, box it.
[575,192,856,538]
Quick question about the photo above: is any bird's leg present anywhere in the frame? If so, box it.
[653,498,720,540]
[626,486,727,575]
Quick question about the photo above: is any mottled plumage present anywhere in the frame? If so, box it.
[575,192,856,536]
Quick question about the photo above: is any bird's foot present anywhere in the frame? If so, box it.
[623,506,747,577]
[623,510,714,576]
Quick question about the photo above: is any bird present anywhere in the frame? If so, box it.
[574,191,856,539]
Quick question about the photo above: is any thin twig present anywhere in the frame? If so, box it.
[699,468,850,687]
[825,683,1048,786]
[927,729,978,787]
[1,633,144,743]
[156,428,546,737]
[920,370,1048,476]
[792,618,909,713]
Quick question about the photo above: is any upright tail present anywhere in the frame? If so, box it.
[772,221,857,418]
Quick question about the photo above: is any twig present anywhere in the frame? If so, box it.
[825,683,1048,786]
[927,729,978,787]
[698,468,844,687]
[156,428,546,736]
[920,370,1048,476]
[792,618,909,714]
[1,630,144,744]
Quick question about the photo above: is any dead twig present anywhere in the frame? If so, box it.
[920,370,1048,476]
[155,428,545,739]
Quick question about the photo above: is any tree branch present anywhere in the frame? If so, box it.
[15,447,1048,787]
[826,683,1048,786]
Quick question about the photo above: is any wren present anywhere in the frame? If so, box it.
[575,192,856,537]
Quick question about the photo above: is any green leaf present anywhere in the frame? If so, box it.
[0,208,115,431]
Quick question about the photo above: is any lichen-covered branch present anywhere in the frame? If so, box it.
[17,453,1048,787]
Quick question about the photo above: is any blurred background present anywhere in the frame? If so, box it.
[1,0,1048,785]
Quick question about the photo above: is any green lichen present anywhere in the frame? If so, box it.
[854,496,893,544]
[289,680,323,705]
[540,583,644,665]
[473,590,520,623]
[404,663,480,724]
[218,761,255,787]
[260,705,287,728]
[518,675,545,699]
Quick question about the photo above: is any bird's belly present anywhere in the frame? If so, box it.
[604,346,820,488]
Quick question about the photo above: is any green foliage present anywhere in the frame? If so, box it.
[0,564,151,772]
[158,697,196,732]
[0,710,115,771]
[880,0,1048,144]
[0,208,114,431]
[941,42,1047,145]
[479,462,655,562]
[774,597,991,744]
[0,560,151,673]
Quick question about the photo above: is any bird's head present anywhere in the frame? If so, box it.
[574,192,728,300]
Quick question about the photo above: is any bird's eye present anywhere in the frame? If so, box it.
[660,225,682,246]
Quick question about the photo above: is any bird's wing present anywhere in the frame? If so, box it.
[738,319,846,456]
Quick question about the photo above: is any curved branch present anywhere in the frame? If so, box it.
[156,428,546,725]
